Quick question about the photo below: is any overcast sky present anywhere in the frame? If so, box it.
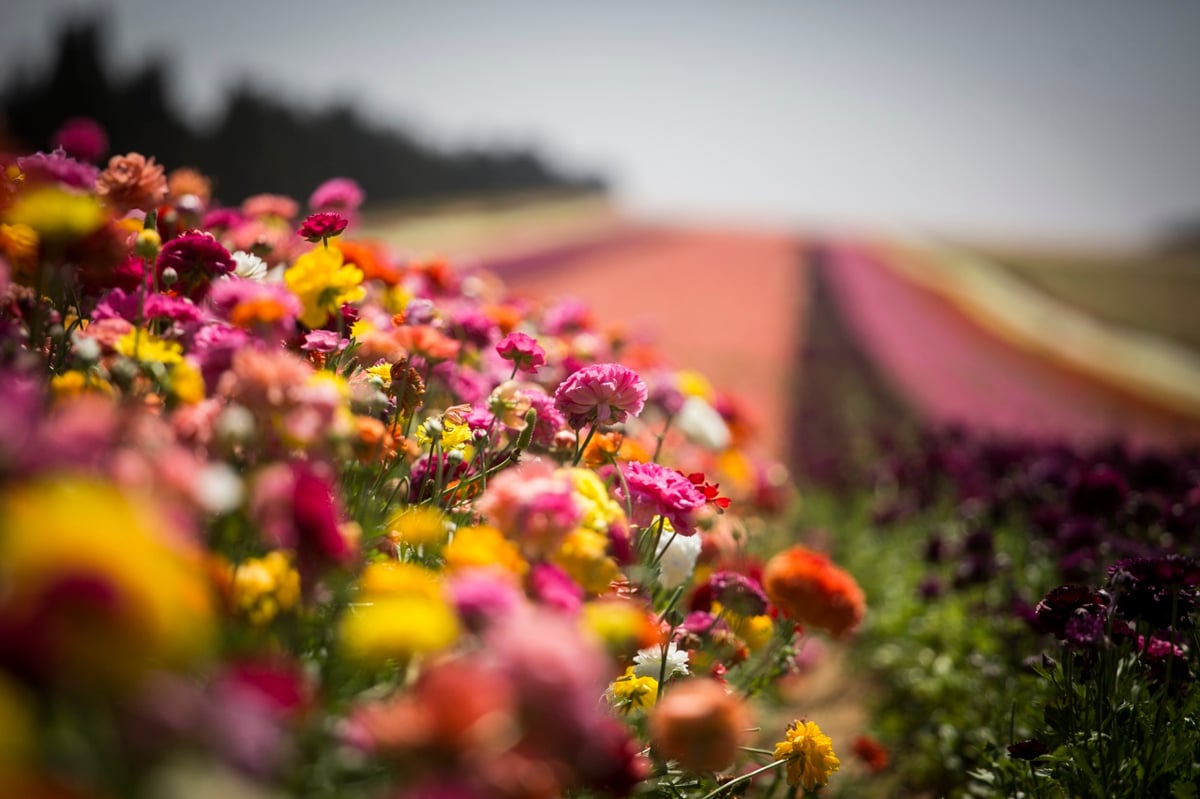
[4,0,1200,245]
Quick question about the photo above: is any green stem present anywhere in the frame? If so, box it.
[696,759,788,799]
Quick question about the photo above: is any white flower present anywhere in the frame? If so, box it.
[230,250,269,281]
[675,395,731,451]
[194,462,244,514]
[633,641,690,681]
[656,523,703,589]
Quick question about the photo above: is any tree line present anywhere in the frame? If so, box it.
[1,16,604,207]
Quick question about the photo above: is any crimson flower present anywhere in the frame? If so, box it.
[298,211,349,243]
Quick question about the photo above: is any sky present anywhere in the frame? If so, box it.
[3,0,1200,246]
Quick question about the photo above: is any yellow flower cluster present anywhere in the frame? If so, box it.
[116,329,183,365]
[230,551,301,626]
[0,478,213,687]
[443,525,528,580]
[284,245,366,328]
[773,719,841,791]
[610,666,658,713]
[339,561,459,665]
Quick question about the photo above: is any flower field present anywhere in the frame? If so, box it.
[2,132,1199,799]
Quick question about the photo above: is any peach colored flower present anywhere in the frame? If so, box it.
[95,152,168,214]
[648,678,750,773]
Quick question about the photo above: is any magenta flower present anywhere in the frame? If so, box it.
[16,148,99,190]
[616,460,707,536]
[496,331,546,373]
[553,363,647,429]
[155,230,236,301]
[51,117,108,163]
[308,177,364,214]
[298,212,349,243]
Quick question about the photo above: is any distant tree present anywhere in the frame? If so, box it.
[1,15,605,207]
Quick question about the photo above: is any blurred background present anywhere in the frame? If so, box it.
[4,0,1200,471]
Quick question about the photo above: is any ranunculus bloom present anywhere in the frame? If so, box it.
[51,117,108,163]
[496,331,546,373]
[554,362,647,429]
[309,177,364,215]
[155,230,235,301]
[762,545,865,639]
[96,152,168,214]
[774,719,841,790]
[648,678,749,773]
[298,211,349,243]
[617,461,706,537]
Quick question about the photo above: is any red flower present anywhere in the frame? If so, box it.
[298,211,349,243]
[687,472,731,511]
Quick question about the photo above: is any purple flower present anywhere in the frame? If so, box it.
[1034,584,1109,639]
[496,331,546,373]
[553,362,647,429]
[616,460,706,536]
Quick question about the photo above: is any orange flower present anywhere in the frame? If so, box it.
[334,239,401,285]
[393,324,461,362]
[648,678,750,773]
[167,167,212,204]
[762,545,864,639]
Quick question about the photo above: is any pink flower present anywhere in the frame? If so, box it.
[475,460,582,558]
[616,461,707,536]
[298,211,349,243]
[496,331,546,373]
[300,329,348,353]
[51,117,108,163]
[308,177,364,215]
[242,194,299,221]
[553,363,646,429]
[530,563,583,614]
[16,148,99,190]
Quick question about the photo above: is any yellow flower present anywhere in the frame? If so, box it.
[553,527,620,594]
[0,223,38,277]
[0,478,214,687]
[2,186,106,241]
[230,551,300,626]
[416,417,473,451]
[676,369,715,401]
[561,467,626,533]
[50,370,115,400]
[610,666,657,713]
[339,594,459,665]
[384,506,448,548]
[443,525,528,579]
[358,561,442,599]
[115,329,183,365]
[285,245,365,328]
[773,720,841,791]
[170,360,205,404]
